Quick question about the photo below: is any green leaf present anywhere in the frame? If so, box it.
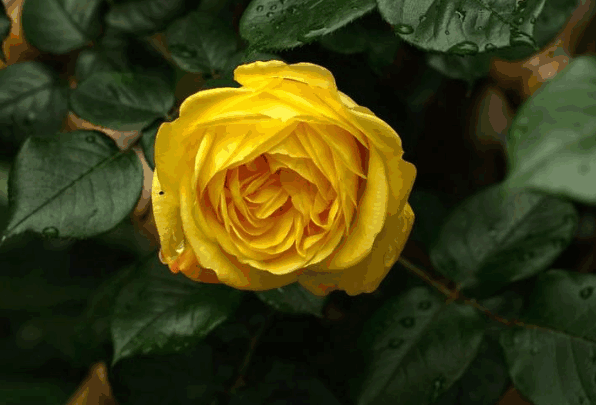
[239,0,377,51]
[355,287,485,405]
[202,78,241,90]
[505,56,596,205]
[426,53,493,92]
[429,183,578,296]
[0,379,73,405]
[21,0,103,54]
[166,11,239,75]
[255,283,327,317]
[2,130,143,241]
[139,120,161,170]
[111,253,244,364]
[105,0,189,34]
[70,72,175,131]
[500,270,596,405]
[319,20,369,54]
[366,27,402,76]
[0,62,68,144]
[0,2,11,62]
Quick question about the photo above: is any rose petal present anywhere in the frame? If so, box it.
[234,61,338,91]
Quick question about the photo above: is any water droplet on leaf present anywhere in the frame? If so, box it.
[256,5,264,11]
[580,286,594,299]
[399,317,415,328]
[266,11,274,17]
[445,30,450,35]
[418,300,432,310]
[419,15,427,22]
[516,17,524,24]
[476,25,483,31]
[270,4,277,10]
[530,16,536,23]
[510,29,537,49]
[448,41,479,55]
[394,24,414,35]
[42,227,59,238]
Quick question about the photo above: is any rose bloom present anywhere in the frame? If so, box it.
[151,61,416,296]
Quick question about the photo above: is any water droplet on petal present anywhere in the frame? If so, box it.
[388,338,404,348]
[175,240,185,255]
[158,249,167,264]
[485,43,497,51]
[394,24,414,35]
[383,245,398,268]
[256,5,264,11]
[418,300,432,310]
[42,227,59,238]
[448,41,479,56]
[399,317,415,328]
[580,286,594,299]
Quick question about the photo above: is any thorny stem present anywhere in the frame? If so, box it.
[397,256,535,329]
[228,309,275,395]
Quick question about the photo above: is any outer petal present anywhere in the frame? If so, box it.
[234,61,338,91]
[325,145,388,269]
[178,171,300,290]
[298,203,415,296]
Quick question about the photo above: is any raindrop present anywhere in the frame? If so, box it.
[448,41,479,56]
[266,11,274,17]
[394,24,414,35]
[530,16,536,24]
[399,317,415,328]
[579,163,590,175]
[418,300,432,311]
[455,9,466,21]
[169,44,197,58]
[256,5,264,11]
[516,17,524,25]
[383,245,398,268]
[485,43,497,51]
[516,0,527,13]
[419,15,427,22]
[158,249,167,264]
[42,227,59,238]
[85,135,95,143]
[510,29,537,49]
[580,286,594,300]
[270,4,277,10]
[388,338,404,348]
[445,29,450,35]
[476,25,483,31]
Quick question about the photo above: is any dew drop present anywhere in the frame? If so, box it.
[579,163,590,175]
[266,11,274,17]
[388,338,404,348]
[394,24,414,35]
[476,25,483,31]
[256,5,264,11]
[270,4,277,10]
[580,286,594,300]
[419,15,427,22]
[448,41,479,56]
[399,317,415,328]
[85,135,95,143]
[158,249,167,264]
[445,29,450,35]
[530,16,536,24]
[42,227,59,238]
[418,300,432,310]
[510,29,537,49]
[169,44,197,58]
[383,245,398,268]
[485,43,497,51]
[516,17,524,25]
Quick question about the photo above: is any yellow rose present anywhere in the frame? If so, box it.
[151,61,416,296]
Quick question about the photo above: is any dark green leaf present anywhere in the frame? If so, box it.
[429,183,578,296]
[105,0,188,34]
[202,78,241,90]
[0,62,68,144]
[505,56,596,205]
[166,11,238,75]
[355,287,485,405]
[0,2,11,62]
[22,0,103,54]
[2,130,143,241]
[366,27,402,75]
[500,270,596,405]
[239,0,377,51]
[139,120,161,170]
[426,52,493,91]
[70,72,175,131]
[111,253,244,364]
[319,20,369,54]
[255,283,327,317]
[0,379,73,405]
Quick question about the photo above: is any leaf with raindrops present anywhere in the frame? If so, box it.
[377,0,578,58]
[2,130,143,243]
[21,0,103,54]
[500,270,596,405]
[255,283,327,317]
[505,56,596,205]
[239,0,377,51]
[111,253,244,364]
[0,2,11,62]
[354,286,485,405]
[69,72,175,131]
[105,0,189,34]
[0,62,68,145]
[429,183,578,297]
